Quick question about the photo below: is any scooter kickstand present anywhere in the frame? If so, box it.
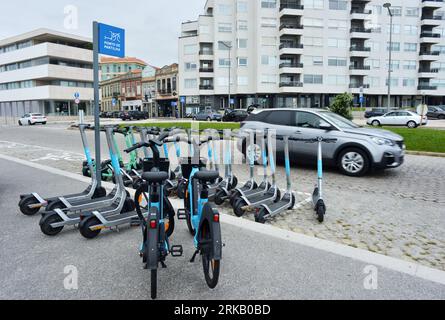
[190,249,200,263]
[160,261,167,269]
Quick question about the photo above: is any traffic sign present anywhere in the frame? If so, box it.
[180,96,186,104]
[75,98,80,104]
[74,92,80,99]
[112,98,117,107]
[98,23,125,58]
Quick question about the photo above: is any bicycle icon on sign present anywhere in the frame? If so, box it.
[104,31,121,43]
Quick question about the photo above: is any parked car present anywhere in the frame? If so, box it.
[121,110,148,121]
[193,110,222,122]
[427,106,445,119]
[247,104,259,114]
[222,109,249,122]
[18,113,47,126]
[111,111,122,118]
[364,108,389,119]
[238,108,406,177]
[367,111,427,128]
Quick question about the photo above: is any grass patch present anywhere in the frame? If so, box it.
[382,127,445,154]
[122,121,241,131]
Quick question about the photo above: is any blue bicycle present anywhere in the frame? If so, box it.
[174,133,223,289]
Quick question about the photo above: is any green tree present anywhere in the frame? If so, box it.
[330,93,353,120]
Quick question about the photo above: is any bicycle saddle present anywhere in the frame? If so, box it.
[194,170,220,182]
[142,171,169,183]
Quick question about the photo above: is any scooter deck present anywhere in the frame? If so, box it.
[57,191,117,208]
[261,199,293,213]
[245,189,277,206]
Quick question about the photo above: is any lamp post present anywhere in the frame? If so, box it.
[220,41,233,111]
[384,3,393,112]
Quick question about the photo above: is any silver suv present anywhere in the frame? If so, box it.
[238,108,406,177]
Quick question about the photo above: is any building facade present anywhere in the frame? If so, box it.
[100,57,148,81]
[178,0,445,111]
[0,29,94,117]
[155,63,179,117]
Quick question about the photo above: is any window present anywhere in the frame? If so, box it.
[366,59,380,69]
[328,38,347,48]
[217,77,233,86]
[265,111,294,126]
[184,79,197,89]
[305,37,323,47]
[218,58,230,67]
[388,6,402,16]
[406,7,419,17]
[218,23,232,33]
[304,74,323,84]
[296,111,329,129]
[328,19,348,31]
[327,75,347,85]
[238,39,248,49]
[328,57,347,67]
[238,76,248,86]
[387,24,400,34]
[304,55,323,66]
[387,42,400,51]
[304,0,324,9]
[386,78,399,87]
[403,60,416,70]
[184,44,197,55]
[304,18,324,28]
[372,5,382,15]
[237,1,248,12]
[403,79,416,87]
[261,18,277,28]
[262,36,277,47]
[261,74,277,84]
[261,0,276,9]
[404,43,417,52]
[218,4,232,15]
[218,41,232,50]
[387,60,400,70]
[238,57,248,66]
[184,62,197,71]
[199,25,210,34]
[404,25,418,36]
[367,77,380,87]
[261,55,277,66]
[329,0,347,10]
[366,41,380,52]
[238,20,248,30]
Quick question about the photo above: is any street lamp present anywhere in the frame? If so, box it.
[220,41,233,111]
[384,2,393,112]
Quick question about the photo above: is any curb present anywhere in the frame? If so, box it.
[406,150,445,158]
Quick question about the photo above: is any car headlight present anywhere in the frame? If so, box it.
[371,137,395,146]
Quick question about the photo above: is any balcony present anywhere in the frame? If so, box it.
[349,84,370,89]
[420,32,441,43]
[419,68,440,78]
[421,15,443,26]
[199,50,214,56]
[350,65,370,76]
[279,43,304,55]
[279,1,304,17]
[351,9,372,20]
[419,50,441,60]
[199,85,214,90]
[279,63,303,74]
[349,65,371,70]
[159,89,173,96]
[421,0,444,9]
[279,24,304,36]
[350,27,372,39]
[199,67,214,73]
[280,62,304,68]
[418,84,438,90]
[350,46,371,56]
[279,81,303,87]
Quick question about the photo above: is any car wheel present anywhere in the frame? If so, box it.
[193,117,197,121]
[42,122,47,125]
[438,115,445,120]
[407,121,417,129]
[18,121,22,126]
[28,120,31,125]
[371,120,380,127]
[338,148,370,177]
[207,117,211,122]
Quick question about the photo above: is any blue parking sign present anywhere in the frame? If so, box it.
[180,96,186,104]
[98,23,125,58]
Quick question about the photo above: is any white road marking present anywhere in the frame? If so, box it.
[1,152,445,286]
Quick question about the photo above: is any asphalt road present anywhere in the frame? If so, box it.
[0,158,444,300]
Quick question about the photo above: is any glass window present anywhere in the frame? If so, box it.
[304,0,324,9]
[328,38,348,48]
[261,74,277,84]
[184,79,197,89]
[403,78,416,87]
[237,1,248,12]
[328,19,348,31]
[295,112,325,128]
[405,7,419,17]
[218,23,232,33]
[404,25,418,36]
[238,20,248,30]
[261,55,277,66]
[304,18,324,28]
[387,42,400,51]
[304,74,323,84]
[329,0,347,10]
[305,37,323,47]
[262,36,277,47]
[184,62,197,71]
[218,41,232,50]
[219,58,230,67]
[218,4,232,15]
[261,18,277,28]
[265,111,294,126]
[238,57,248,66]
[184,44,197,55]
[327,75,347,85]
[328,57,347,67]
[261,0,276,9]
[238,39,248,49]
[238,76,248,86]
[404,43,417,52]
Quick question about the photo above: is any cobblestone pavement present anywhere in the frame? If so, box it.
[0,126,444,272]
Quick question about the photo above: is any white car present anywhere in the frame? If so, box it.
[18,113,47,126]
[367,110,427,129]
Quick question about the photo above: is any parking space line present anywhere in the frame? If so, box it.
[1,152,445,286]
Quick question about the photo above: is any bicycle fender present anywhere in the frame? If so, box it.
[147,207,159,270]
[200,203,222,260]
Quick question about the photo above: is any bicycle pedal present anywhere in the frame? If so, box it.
[177,209,188,220]
[170,245,183,257]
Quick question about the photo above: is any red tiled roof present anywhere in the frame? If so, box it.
[100,57,148,66]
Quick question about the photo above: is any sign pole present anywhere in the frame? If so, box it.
[93,21,102,188]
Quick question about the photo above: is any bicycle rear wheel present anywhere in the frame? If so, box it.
[151,269,157,299]
[201,222,220,288]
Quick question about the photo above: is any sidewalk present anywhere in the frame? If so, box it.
[1,156,444,300]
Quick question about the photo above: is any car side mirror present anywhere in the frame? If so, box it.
[319,122,334,131]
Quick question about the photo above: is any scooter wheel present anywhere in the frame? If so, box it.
[45,200,66,212]
[230,176,238,190]
[316,206,325,223]
[255,208,267,224]
[214,189,226,206]
[289,194,297,210]
[233,198,248,217]
[19,195,41,216]
[82,167,91,177]
[229,191,241,206]
[40,212,64,236]
[177,182,186,200]
[79,216,102,239]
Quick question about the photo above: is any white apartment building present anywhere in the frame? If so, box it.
[179,0,445,111]
[0,29,94,117]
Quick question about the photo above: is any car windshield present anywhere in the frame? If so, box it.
[318,111,360,129]
[33,114,43,116]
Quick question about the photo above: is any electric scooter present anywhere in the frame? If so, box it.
[213,130,238,205]
[232,131,281,217]
[18,124,107,216]
[254,135,297,224]
[229,129,258,206]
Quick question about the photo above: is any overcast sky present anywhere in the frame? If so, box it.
[0,0,204,67]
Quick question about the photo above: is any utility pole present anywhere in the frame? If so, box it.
[220,41,233,111]
[384,3,393,112]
